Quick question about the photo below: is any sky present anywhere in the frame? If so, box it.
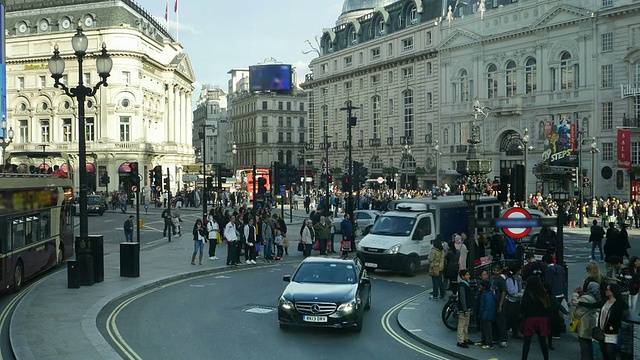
[134,0,345,95]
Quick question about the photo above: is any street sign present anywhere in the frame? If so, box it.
[377,176,384,184]
[500,208,532,239]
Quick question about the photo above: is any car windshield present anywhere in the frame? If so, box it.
[292,262,357,284]
[369,216,414,236]
[87,197,103,205]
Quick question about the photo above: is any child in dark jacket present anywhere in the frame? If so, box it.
[479,280,497,349]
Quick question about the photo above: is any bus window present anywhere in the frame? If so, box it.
[40,213,50,239]
[13,217,25,249]
[0,219,8,253]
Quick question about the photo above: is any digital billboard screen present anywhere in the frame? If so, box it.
[249,64,292,92]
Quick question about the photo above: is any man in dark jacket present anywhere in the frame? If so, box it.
[604,223,625,277]
[456,269,473,348]
[589,219,605,262]
[543,254,565,302]
[341,215,354,259]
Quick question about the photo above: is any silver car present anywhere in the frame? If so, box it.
[354,210,382,235]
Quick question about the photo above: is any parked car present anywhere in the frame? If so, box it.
[74,195,107,216]
[278,256,372,332]
[353,210,381,235]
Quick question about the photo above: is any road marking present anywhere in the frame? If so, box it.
[381,290,451,360]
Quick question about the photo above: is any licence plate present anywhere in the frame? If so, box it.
[303,315,327,323]
[365,262,378,268]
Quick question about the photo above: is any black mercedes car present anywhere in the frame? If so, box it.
[278,256,371,332]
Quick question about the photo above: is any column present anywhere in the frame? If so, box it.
[173,86,180,143]
[167,84,174,143]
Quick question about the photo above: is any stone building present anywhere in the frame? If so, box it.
[191,85,229,183]
[4,0,195,196]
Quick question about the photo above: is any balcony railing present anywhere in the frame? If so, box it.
[386,137,394,146]
[342,141,351,150]
[623,115,640,128]
[369,138,381,147]
[400,136,414,146]
[450,145,468,153]
[424,134,432,144]
[357,139,364,148]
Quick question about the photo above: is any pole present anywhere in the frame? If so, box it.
[289,186,293,223]
[324,135,330,216]
[578,134,584,228]
[557,206,564,265]
[252,164,257,216]
[202,125,207,222]
[467,202,476,279]
[166,167,172,243]
[135,187,140,242]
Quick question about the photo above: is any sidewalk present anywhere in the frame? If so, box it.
[397,292,579,360]
[9,222,305,360]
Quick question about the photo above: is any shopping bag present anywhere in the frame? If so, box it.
[297,241,305,252]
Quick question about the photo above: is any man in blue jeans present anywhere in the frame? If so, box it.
[262,214,275,262]
[589,219,605,262]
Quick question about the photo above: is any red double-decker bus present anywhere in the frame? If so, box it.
[239,168,270,201]
[0,174,74,292]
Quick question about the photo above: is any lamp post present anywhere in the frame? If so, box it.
[198,126,207,222]
[232,142,237,172]
[297,150,304,194]
[518,128,533,205]
[49,22,112,286]
[0,115,15,165]
[552,188,569,266]
[463,190,480,279]
[322,134,332,216]
[433,140,440,186]
[590,138,599,201]
[401,144,412,189]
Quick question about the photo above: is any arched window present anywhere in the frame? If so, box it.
[403,90,414,139]
[378,18,385,35]
[505,60,517,96]
[351,28,357,44]
[553,51,578,91]
[487,64,497,98]
[409,6,418,24]
[525,57,537,94]
[372,95,381,139]
[459,69,470,102]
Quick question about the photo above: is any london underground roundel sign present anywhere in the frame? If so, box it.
[501,207,532,239]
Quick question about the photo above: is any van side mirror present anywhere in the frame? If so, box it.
[283,275,291,282]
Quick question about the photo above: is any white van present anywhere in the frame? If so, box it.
[357,195,501,276]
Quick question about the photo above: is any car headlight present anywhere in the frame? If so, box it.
[386,243,402,254]
[278,296,294,310]
[337,300,356,313]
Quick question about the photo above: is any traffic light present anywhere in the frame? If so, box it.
[583,177,590,188]
[511,164,525,202]
[153,166,162,190]
[257,177,267,195]
[342,176,350,191]
[163,176,170,191]
[130,162,140,189]
[286,165,298,186]
[348,116,357,127]
[327,174,332,184]
[206,177,214,190]
[356,162,368,187]
[571,167,579,184]
[274,162,287,187]
[148,170,154,184]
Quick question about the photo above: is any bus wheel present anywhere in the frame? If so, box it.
[12,262,24,292]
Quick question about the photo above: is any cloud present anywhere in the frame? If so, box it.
[152,16,197,35]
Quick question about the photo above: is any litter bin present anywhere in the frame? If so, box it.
[67,260,80,289]
[88,235,104,283]
[120,242,140,277]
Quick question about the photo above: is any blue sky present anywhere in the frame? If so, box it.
[134,0,345,92]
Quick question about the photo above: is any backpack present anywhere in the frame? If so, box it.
[505,237,516,255]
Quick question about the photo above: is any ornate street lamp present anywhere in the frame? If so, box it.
[49,22,112,286]
[590,138,599,200]
[463,190,480,278]
[433,140,440,185]
[0,115,15,164]
[551,187,569,265]
[456,99,492,191]
[518,128,534,203]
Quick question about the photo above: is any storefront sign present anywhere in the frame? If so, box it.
[621,84,640,98]
[618,129,631,169]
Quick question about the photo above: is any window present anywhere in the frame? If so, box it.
[299,117,304,127]
[388,99,394,115]
[601,33,613,51]
[344,81,352,92]
[505,61,517,96]
[299,103,304,111]
[402,37,414,51]
[402,67,413,80]
[371,74,380,86]
[62,118,72,142]
[85,117,95,141]
[321,63,328,74]
[299,132,305,143]
[17,120,28,143]
[119,116,129,141]
[278,101,283,110]
[278,132,284,143]
[632,27,640,47]
[351,28,357,44]
[286,117,292,127]
[555,51,578,91]
[388,70,394,84]
[372,95,381,139]
[122,71,131,84]
[426,31,432,45]
[398,14,404,28]
[40,120,50,142]
[344,56,353,68]
[453,123,462,145]
[262,132,268,143]
[427,92,433,109]
[378,18,385,35]
[525,57,537,94]
[286,102,291,111]
[17,76,24,90]
[426,62,432,75]
[262,116,268,127]
[409,6,418,24]
[262,101,268,110]
[39,75,46,89]
[321,105,329,136]
[359,78,364,90]
[403,90,414,139]
[601,65,613,87]
[286,133,292,143]
[602,142,613,161]
[487,64,498,98]
[278,116,283,127]
[632,142,640,165]
[459,69,470,102]
[371,47,380,60]
[602,102,613,130]
[387,43,393,56]
[602,0,612,6]
[83,73,91,85]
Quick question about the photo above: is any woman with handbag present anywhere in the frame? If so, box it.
[571,282,601,360]
[428,238,445,300]
[301,219,314,258]
[206,211,220,261]
[596,283,628,360]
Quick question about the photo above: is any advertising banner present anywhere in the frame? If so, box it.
[618,129,631,169]
[541,119,575,164]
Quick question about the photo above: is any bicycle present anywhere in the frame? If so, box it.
[441,292,458,331]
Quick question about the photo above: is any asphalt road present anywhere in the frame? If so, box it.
[96,262,449,360]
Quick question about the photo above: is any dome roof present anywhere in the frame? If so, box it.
[341,0,398,14]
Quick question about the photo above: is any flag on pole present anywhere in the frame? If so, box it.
[174,0,178,12]
[164,0,168,21]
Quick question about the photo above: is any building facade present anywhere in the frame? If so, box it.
[227,68,308,181]
[192,84,229,180]
[303,0,640,201]
[4,0,195,195]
